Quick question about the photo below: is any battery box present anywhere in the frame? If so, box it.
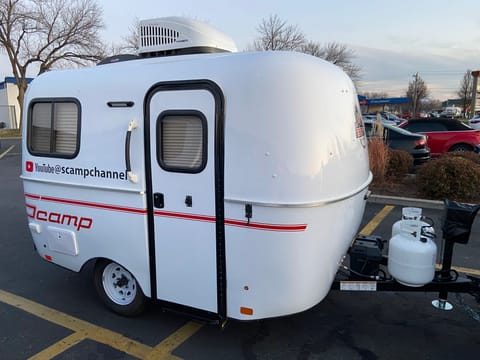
[349,235,384,278]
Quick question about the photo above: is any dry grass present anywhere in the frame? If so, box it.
[368,137,389,185]
[0,128,21,138]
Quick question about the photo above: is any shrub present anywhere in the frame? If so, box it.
[368,137,389,185]
[441,151,480,165]
[387,149,413,178]
[416,156,480,202]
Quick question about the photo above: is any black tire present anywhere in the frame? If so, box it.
[449,144,473,152]
[93,259,147,316]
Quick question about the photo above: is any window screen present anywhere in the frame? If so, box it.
[28,100,80,157]
[157,112,207,173]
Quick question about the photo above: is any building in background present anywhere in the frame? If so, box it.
[358,96,409,114]
[0,77,34,129]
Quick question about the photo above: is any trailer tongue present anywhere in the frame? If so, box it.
[333,200,480,311]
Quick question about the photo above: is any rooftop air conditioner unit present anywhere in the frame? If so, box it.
[137,17,237,57]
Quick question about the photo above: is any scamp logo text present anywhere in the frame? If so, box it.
[26,204,93,231]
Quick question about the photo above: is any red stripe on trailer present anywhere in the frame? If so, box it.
[154,210,307,232]
[225,218,307,232]
[24,193,147,215]
[154,210,214,223]
[25,193,307,232]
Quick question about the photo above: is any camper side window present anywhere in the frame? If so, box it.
[28,100,80,158]
[157,111,207,173]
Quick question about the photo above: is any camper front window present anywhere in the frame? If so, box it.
[28,99,80,158]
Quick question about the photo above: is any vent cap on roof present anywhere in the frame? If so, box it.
[138,17,237,57]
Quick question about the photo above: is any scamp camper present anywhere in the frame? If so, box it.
[21,17,371,321]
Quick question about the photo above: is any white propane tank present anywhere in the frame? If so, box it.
[388,220,437,287]
[392,207,435,238]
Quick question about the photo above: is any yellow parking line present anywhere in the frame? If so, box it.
[0,144,15,160]
[0,289,207,359]
[359,205,395,235]
[435,264,480,277]
[0,289,153,359]
[451,265,480,276]
[146,321,204,360]
[28,332,87,360]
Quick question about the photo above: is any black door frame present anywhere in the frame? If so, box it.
[143,80,226,321]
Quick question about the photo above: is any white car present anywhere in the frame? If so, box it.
[362,114,396,126]
[468,115,480,130]
[441,106,462,118]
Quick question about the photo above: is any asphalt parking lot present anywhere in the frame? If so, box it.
[1,138,479,359]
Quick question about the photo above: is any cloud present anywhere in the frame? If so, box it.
[351,45,479,100]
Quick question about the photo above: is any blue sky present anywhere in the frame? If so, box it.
[2,0,479,100]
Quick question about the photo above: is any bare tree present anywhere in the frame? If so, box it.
[308,42,362,84]
[253,14,305,51]
[252,15,362,86]
[457,70,473,117]
[300,40,321,57]
[0,0,105,129]
[406,74,429,115]
[118,17,139,54]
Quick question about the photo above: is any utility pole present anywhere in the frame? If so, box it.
[471,70,480,118]
[412,72,418,118]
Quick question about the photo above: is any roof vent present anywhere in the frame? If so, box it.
[138,17,237,57]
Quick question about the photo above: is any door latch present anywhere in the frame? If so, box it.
[185,195,193,207]
[154,193,164,208]
[245,204,252,224]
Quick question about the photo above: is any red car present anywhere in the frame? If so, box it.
[399,118,480,156]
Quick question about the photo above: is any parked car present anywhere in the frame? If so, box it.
[362,114,396,126]
[382,112,405,125]
[364,112,404,125]
[468,115,480,130]
[396,112,425,120]
[364,122,430,165]
[427,110,442,118]
[397,112,412,119]
[440,106,462,118]
[398,118,480,156]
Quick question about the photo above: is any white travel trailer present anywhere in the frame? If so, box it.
[21,17,371,321]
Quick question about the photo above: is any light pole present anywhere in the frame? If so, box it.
[471,70,480,118]
[412,72,418,118]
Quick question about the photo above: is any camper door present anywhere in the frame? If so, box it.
[146,81,224,315]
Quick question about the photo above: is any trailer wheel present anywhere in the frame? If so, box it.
[94,259,147,316]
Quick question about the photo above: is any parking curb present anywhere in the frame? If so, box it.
[368,194,444,210]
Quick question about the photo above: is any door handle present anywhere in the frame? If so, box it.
[125,119,138,183]
[154,193,164,208]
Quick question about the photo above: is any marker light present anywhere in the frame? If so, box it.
[240,307,253,315]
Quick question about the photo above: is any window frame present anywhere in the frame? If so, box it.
[27,98,81,159]
[156,110,208,174]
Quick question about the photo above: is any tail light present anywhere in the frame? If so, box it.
[414,137,427,149]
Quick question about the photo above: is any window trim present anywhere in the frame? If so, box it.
[27,98,81,159]
[156,110,208,174]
